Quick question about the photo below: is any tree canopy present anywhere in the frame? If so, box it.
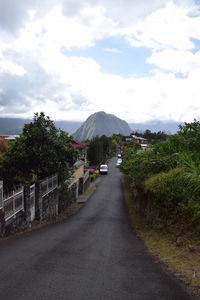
[0,112,78,189]
[87,135,116,166]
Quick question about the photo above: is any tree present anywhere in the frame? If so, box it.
[87,137,103,165]
[0,112,78,189]
[178,119,200,152]
[87,135,113,166]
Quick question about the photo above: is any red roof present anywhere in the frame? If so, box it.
[72,140,87,149]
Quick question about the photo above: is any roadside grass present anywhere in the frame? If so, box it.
[122,177,200,292]
[84,185,95,196]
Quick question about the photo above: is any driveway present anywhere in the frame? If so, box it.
[0,157,193,300]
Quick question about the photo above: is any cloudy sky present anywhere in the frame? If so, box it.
[0,0,200,123]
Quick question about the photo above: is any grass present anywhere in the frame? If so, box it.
[122,177,200,293]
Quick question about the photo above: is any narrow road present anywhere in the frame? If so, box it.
[0,158,193,300]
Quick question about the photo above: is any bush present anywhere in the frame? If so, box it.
[144,167,200,234]
[120,122,200,238]
[94,170,99,177]
[90,173,97,181]
[145,168,187,217]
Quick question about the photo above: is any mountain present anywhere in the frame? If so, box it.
[0,118,29,135]
[0,118,82,135]
[73,111,131,140]
[129,120,182,134]
[55,121,82,135]
[0,117,182,137]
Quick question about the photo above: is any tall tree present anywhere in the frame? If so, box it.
[0,112,78,189]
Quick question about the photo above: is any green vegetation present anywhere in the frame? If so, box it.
[89,169,99,181]
[121,120,200,238]
[0,112,78,190]
[87,135,117,166]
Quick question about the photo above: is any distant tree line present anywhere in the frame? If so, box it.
[131,129,168,142]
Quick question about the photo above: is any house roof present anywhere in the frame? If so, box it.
[0,134,19,140]
[72,140,87,149]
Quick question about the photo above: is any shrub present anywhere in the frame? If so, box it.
[145,168,187,216]
[90,173,97,182]
[144,167,200,234]
[94,170,99,177]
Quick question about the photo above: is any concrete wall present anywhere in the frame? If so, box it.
[74,164,84,181]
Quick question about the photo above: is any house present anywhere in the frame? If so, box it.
[0,134,19,141]
[72,140,88,163]
[122,134,148,150]
[131,135,147,144]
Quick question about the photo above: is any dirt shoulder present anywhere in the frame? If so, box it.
[122,178,200,300]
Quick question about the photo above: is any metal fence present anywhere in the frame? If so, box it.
[41,174,58,197]
[3,186,24,221]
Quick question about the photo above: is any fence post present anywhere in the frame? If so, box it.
[0,180,3,209]
[0,209,5,236]
[24,185,31,228]
[35,181,42,221]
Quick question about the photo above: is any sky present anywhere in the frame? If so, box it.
[0,0,200,123]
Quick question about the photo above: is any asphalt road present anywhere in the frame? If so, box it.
[0,158,193,300]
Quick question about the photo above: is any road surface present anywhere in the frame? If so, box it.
[0,158,193,300]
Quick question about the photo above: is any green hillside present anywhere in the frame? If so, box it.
[73,111,131,141]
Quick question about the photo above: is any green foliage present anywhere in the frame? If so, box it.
[90,170,99,181]
[145,168,186,216]
[144,167,200,233]
[178,119,200,152]
[87,135,114,166]
[121,119,200,237]
[121,145,179,190]
[0,112,78,189]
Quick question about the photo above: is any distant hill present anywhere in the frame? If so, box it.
[0,117,182,137]
[73,111,131,141]
[0,118,82,135]
[55,120,82,135]
[0,118,29,135]
[129,120,182,134]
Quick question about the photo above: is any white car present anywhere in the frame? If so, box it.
[116,158,122,167]
[117,153,122,158]
[100,164,108,175]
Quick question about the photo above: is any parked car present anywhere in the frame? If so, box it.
[116,158,122,167]
[100,164,108,175]
[117,153,121,158]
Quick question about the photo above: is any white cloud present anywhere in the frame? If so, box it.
[147,49,200,74]
[0,58,26,76]
[0,0,200,123]
[104,48,122,53]
[124,2,200,51]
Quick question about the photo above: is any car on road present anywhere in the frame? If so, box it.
[116,158,122,167]
[100,164,108,175]
[117,153,122,158]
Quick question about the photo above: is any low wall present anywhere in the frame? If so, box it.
[36,175,59,221]
[0,170,92,236]
[58,181,77,213]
